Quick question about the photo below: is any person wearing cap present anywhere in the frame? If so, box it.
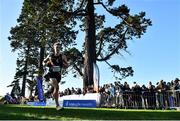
[43,42,68,110]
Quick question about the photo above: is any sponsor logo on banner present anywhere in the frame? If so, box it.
[27,101,46,106]
[63,100,96,108]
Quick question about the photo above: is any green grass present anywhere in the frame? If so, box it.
[0,104,180,120]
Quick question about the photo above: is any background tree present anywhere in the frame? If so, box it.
[8,23,38,96]
[8,0,78,96]
[7,79,21,98]
[8,0,47,96]
[26,78,36,98]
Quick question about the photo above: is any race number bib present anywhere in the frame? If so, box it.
[52,66,61,72]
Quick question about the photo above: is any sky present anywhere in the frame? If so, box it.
[0,0,180,96]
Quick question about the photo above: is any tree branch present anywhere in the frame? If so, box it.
[73,63,83,77]
[73,0,86,13]
[97,28,128,61]
[94,2,132,27]
[96,33,105,58]
[101,55,121,77]
[59,0,87,17]
[103,57,112,68]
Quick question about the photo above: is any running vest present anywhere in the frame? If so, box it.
[49,53,63,69]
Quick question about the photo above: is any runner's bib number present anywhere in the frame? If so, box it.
[52,66,61,72]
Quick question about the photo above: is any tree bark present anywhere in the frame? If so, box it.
[21,45,30,97]
[39,46,45,76]
[83,0,96,88]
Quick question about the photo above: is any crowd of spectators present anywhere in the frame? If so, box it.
[59,78,180,109]
[3,93,27,104]
[3,77,180,109]
[59,86,95,97]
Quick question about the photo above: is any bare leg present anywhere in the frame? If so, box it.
[49,78,59,107]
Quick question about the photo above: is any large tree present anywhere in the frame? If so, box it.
[9,0,152,94]
[8,0,78,96]
[59,0,152,88]
[9,23,38,96]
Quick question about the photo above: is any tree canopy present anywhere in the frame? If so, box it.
[8,0,152,96]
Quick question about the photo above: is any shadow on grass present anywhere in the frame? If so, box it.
[0,104,180,120]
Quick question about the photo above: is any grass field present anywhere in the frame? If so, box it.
[0,104,180,120]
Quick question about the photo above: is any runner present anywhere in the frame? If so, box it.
[43,42,68,110]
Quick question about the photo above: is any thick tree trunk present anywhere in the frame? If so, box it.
[39,47,45,76]
[21,46,30,97]
[83,0,96,89]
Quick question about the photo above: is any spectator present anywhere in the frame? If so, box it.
[4,93,14,104]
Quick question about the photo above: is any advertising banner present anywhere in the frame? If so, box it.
[27,101,46,106]
[63,100,96,108]
[36,77,44,102]
[93,63,100,92]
